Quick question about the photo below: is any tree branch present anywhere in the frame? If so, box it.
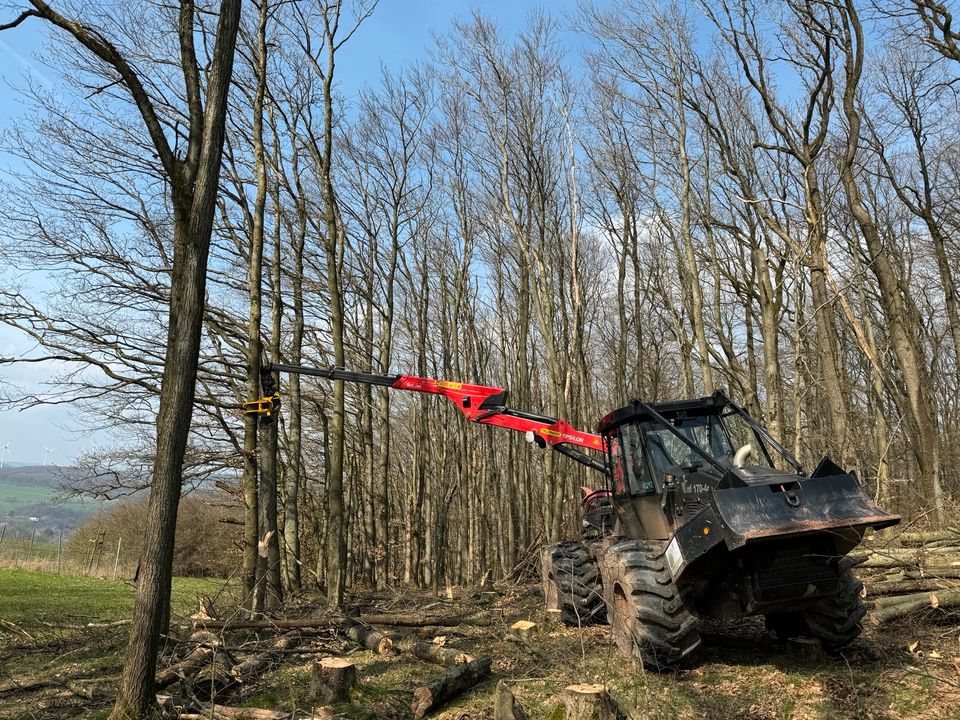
[24,0,177,180]
[0,8,39,31]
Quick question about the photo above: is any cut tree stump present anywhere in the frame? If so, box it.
[543,609,563,629]
[410,641,475,667]
[510,620,536,639]
[310,658,357,703]
[342,622,393,654]
[410,656,492,718]
[786,636,823,661]
[494,681,528,720]
[562,684,623,720]
[542,547,561,612]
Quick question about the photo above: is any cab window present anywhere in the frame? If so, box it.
[616,423,655,496]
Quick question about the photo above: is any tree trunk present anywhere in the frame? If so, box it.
[109,1,242,716]
[837,0,942,524]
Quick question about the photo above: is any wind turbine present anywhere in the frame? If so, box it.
[43,446,54,466]
[0,442,8,469]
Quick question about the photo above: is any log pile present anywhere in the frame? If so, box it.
[153,607,493,718]
[857,529,960,626]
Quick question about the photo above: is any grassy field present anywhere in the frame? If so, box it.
[0,480,92,514]
[0,567,234,627]
[0,568,237,720]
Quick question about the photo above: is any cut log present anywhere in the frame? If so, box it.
[869,590,960,624]
[864,577,959,596]
[157,694,290,719]
[562,684,622,720]
[230,631,300,684]
[872,590,935,609]
[310,658,357,703]
[195,618,333,631]
[411,641,475,667]
[184,706,289,720]
[494,681,528,720]
[896,529,960,545]
[410,656,492,718]
[853,547,960,569]
[342,622,393,654]
[155,631,219,690]
[359,613,490,627]
[194,650,236,700]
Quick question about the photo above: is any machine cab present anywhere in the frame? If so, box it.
[597,392,801,541]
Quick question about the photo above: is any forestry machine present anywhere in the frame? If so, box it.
[246,363,899,669]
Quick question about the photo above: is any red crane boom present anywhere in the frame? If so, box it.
[244,363,606,472]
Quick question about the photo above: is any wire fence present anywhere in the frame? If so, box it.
[0,522,134,579]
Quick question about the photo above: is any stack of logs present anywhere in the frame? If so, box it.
[154,612,494,719]
[857,528,960,625]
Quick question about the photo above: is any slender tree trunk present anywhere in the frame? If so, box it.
[107,1,242,716]
[837,0,942,524]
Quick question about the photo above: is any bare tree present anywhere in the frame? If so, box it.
[0,0,243,716]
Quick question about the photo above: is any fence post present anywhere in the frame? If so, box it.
[29,527,36,558]
[113,537,122,581]
[57,528,63,574]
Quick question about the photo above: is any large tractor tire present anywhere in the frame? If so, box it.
[542,541,606,626]
[600,540,700,670]
[765,568,866,650]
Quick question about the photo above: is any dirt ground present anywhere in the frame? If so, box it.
[1,580,958,720]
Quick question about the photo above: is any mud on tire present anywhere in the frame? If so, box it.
[765,568,866,651]
[542,540,606,626]
[601,540,700,670]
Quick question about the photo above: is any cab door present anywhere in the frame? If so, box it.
[607,422,674,541]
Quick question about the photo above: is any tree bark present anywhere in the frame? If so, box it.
[410,656,492,719]
[310,658,356,703]
[836,0,943,524]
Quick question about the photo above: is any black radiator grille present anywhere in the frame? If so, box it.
[753,543,838,591]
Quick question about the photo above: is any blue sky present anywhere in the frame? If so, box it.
[0,0,586,466]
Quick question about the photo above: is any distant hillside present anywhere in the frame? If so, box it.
[0,466,106,534]
[0,465,80,488]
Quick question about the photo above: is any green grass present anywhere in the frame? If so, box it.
[0,567,234,628]
[0,481,93,514]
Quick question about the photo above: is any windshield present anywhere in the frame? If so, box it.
[606,403,798,495]
[642,412,776,479]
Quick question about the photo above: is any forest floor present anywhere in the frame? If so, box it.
[0,568,958,720]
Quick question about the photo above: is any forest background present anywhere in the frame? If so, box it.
[0,0,958,603]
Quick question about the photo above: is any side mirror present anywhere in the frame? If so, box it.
[681,456,703,472]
